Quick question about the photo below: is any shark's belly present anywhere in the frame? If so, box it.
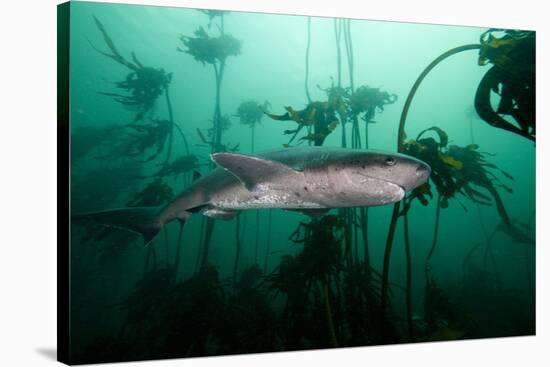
[210,184,325,210]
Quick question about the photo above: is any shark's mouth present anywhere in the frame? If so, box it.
[357,173,406,202]
[383,181,405,202]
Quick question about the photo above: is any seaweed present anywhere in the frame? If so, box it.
[71,17,535,362]
[179,12,242,270]
[89,16,190,181]
[178,26,241,66]
[126,178,175,207]
[199,9,230,27]
[154,155,200,178]
[214,265,278,354]
[206,114,232,138]
[235,100,269,127]
[349,86,398,123]
[196,127,240,153]
[475,30,535,141]
[91,17,172,122]
[401,127,513,226]
[71,125,122,161]
[101,67,171,122]
[265,102,339,146]
[266,84,397,148]
[119,119,172,161]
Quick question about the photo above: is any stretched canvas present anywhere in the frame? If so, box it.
[58,1,536,364]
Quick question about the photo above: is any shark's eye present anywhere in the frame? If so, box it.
[385,157,396,166]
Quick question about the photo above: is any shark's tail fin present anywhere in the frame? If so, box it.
[72,206,164,245]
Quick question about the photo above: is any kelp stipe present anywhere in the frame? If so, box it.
[380,44,481,334]
[379,32,530,339]
[178,10,241,270]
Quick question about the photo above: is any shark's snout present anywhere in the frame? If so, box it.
[402,160,431,192]
[417,161,431,180]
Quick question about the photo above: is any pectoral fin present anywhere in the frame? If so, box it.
[202,207,238,220]
[211,153,298,190]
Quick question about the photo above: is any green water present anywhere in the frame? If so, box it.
[68,1,535,363]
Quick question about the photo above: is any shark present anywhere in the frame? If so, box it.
[75,146,431,244]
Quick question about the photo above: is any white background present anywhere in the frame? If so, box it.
[0,0,548,366]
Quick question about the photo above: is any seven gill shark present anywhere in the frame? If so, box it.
[75,146,431,244]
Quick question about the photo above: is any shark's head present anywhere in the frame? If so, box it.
[328,150,431,206]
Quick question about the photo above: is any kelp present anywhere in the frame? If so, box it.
[267,83,396,147]
[459,247,534,338]
[78,263,275,364]
[267,215,345,348]
[178,26,241,65]
[321,84,349,121]
[89,16,140,71]
[71,125,122,161]
[380,40,511,332]
[287,215,345,281]
[475,29,535,141]
[116,266,226,359]
[178,13,242,271]
[491,218,535,246]
[214,265,278,354]
[126,178,175,207]
[91,17,172,122]
[101,67,172,122]
[119,119,172,161]
[319,83,398,122]
[421,278,472,341]
[235,100,270,127]
[199,9,229,23]
[76,225,138,267]
[401,126,512,226]
[266,102,339,146]
[349,86,397,122]
[196,127,240,153]
[71,159,143,211]
[266,215,399,347]
[155,155,200,178]
[72,19,536,362]
[89,15,190,183]
[341,262,394,344]
[178,12,239,154]
[446,144,512,224]
[407,134,516,340]
[206,114,232,138]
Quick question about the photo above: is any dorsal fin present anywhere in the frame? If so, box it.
[211,152,298,190]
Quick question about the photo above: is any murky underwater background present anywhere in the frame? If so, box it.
[68,1,535,363]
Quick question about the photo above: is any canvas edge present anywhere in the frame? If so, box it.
[57,1,71,365]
